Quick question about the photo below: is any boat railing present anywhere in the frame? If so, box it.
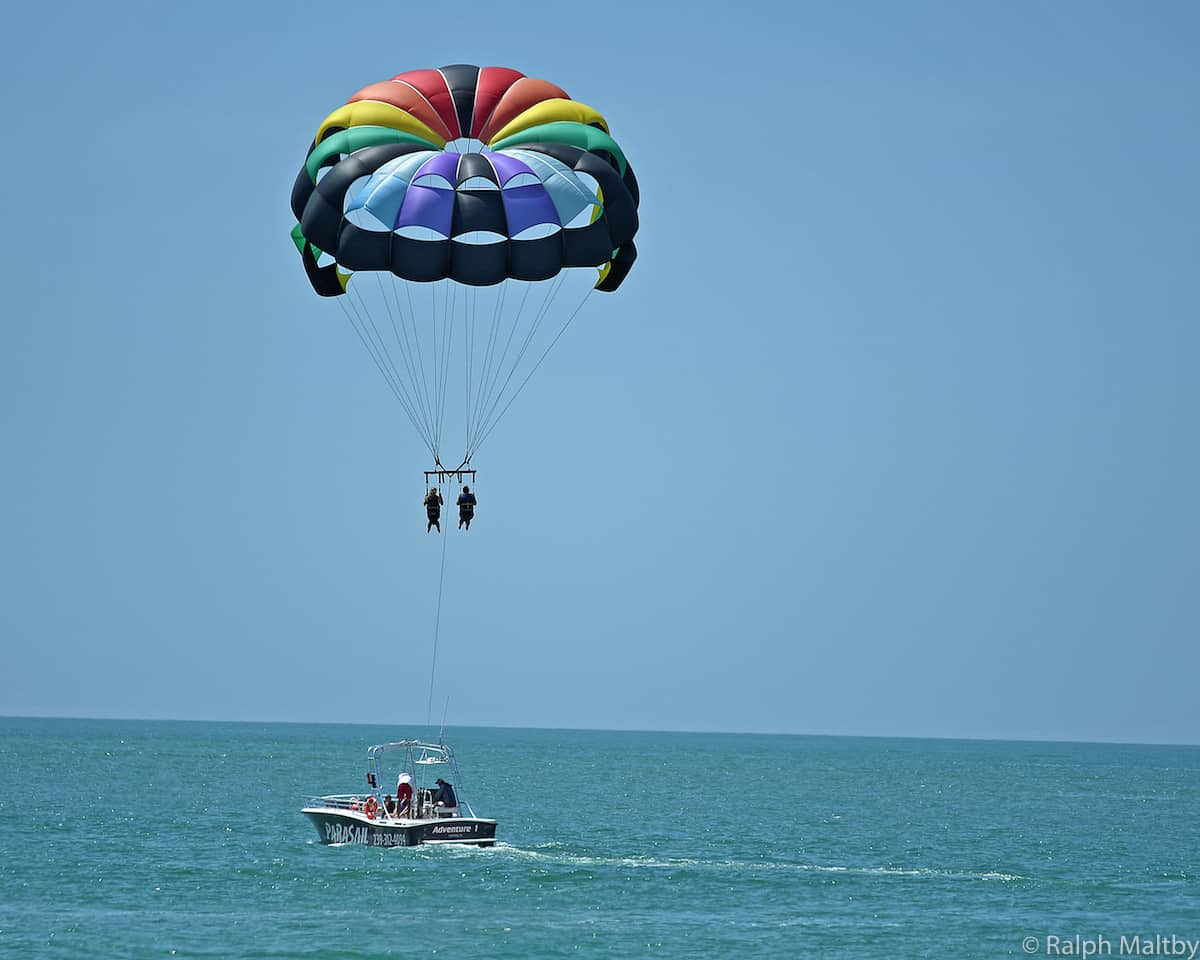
[304,794,370,812]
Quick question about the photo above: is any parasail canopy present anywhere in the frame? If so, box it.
[289,65,640,467]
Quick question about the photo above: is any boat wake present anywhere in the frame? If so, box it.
[487,842,1026,882]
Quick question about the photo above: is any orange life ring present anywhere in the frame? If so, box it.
[363,796,379,820]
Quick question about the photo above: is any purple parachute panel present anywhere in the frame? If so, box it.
[396,154,461,234]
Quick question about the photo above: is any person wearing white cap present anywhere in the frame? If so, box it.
[396,772,414,817]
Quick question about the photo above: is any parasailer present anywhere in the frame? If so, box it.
[288,64,640,517]
[457,485,476,530]
[424,487,444,532]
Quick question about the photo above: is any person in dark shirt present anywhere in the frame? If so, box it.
[434,777,457,813]
[457,485,477,530]
[424,487,443,532]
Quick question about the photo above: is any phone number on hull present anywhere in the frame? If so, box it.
[324,823,409,846]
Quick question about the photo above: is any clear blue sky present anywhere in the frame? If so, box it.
[2,1,1197,744]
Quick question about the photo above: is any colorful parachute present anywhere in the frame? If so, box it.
[290,64,639,296]
[289,65,640,466]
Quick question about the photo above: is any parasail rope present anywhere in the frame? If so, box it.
[425,504,452,727]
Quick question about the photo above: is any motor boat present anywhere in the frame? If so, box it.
[302,739,497,847]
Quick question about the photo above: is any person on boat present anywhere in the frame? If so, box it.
[457,485,477,530]
[424,487,443,532]
[434,777,457,813]
[396,773,414,817]
[383,794,396,817]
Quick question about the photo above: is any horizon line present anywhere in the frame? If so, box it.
[2,713,1197,750]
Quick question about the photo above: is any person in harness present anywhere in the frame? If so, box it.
[424,487,443,532]
[457,485,477,530]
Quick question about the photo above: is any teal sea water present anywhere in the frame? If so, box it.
[1,718,1197,959]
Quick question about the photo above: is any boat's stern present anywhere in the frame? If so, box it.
[302,796,496,847]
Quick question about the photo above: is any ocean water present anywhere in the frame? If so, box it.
[1,719,1196,959]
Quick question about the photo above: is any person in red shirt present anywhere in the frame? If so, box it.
[396,773,414,817]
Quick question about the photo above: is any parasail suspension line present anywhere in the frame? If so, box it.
[386,276,436,435]
[462,276,561,458]
[336,291,436,457]
[373,273,436,448]
[469,281,595,457]
[474,275,567,455]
